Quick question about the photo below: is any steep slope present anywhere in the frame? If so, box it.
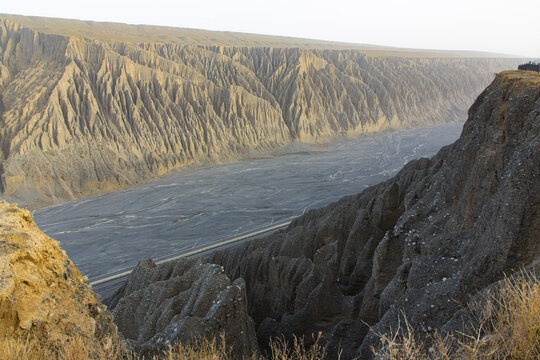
[0,15,519,208]
[0,201,118,347]
[107,258,258,358]
[202,71,539,358]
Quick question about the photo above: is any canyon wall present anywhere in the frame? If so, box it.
[3,70,537,359]
[203,71,539,358]
[0,15,519,207]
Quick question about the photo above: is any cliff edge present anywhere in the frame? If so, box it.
[0,201,119,349]
[203,70,539,358]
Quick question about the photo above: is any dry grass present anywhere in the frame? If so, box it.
[497,70,540,87]
[371,315,426,360]
[265,333,326,360]
[0,336,54,359]
[161,332,326,360]
[0,334,128,360]
[0,332,326,360]
[159,336,233,360]
[372,271,540,359]
[3,271,536,359]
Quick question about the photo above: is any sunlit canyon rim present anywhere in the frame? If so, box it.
[0,14,520,209]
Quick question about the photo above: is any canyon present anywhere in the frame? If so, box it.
[0,14,519,208]
[108,71,540,358]
[33,122,463,281]
[0,13,537,360]
[0,62,537,359]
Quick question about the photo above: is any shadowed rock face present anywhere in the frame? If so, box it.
[106,258,258,358]
[0,15,518,208]
[207,71,540,358]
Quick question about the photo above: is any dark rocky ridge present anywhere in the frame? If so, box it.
[109,71,539,358]
[0,15,518,208]
[107,257,258,358]
[205,71,540,358]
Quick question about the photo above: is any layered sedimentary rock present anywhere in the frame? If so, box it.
[107,257,258,358]
[0,201,118,346]
[0,15,518,207]
[202,71,539,358]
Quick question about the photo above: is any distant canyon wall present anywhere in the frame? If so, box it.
[0,18,518,207]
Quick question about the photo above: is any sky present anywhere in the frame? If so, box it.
[1,0,539,58]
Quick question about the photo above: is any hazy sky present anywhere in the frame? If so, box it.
[1,0,539,57]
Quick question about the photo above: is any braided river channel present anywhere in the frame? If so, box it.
[34,123,463,280]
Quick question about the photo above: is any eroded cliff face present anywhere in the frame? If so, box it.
[0,201,118,346]
[106,258,258,358]
[204,71,539,358]
[0,15,518,207]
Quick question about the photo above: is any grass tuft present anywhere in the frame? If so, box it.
[3,271,537,359]
[371,270,540,359]
[0,332,326,360]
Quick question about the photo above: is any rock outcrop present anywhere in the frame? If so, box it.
[202,71,539,358]
[106,257,258,358]
[0,201,118,346]
[0,14,518,208]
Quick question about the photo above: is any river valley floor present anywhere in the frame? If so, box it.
[33,123,464,280]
